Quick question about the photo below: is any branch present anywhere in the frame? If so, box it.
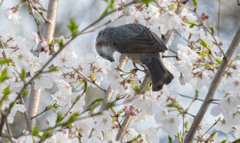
[28,0,59,131]
[116,114,134,141]
[72,68,106,92]
[217,0,222,37]
[80,0,138,33]
[6,121,13,143]
[183,27,240,143]
[193,10,225,57]
[237,0,240,6]
[100,54,129,110]
[0,0,4,7]
[27,0,43,40]
[178,93,219,104]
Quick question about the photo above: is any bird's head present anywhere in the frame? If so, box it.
[96,29,115,62]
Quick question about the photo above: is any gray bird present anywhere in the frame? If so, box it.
[95,23,173,91]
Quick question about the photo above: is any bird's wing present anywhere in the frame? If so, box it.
[113,24,167,53]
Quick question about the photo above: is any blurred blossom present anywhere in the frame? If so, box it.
[93,111,113,132]
[34,73,55,90]
[5,7,21,24]
[26,32,39,51]
[177,44,200,83]
[152,11,182,34]
[8,104,26,124]
[107,61,124,92]
[211,94,240,133]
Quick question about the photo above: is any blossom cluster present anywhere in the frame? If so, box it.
[1,0,240,143]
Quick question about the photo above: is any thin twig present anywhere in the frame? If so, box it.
[29,0,49,22]
[190,8,225,57]
[27,0,43,40]
[54,20,112,40]
[217,0,221,37]
[201,120,219,141]
[62,90,85,119]
[19,96,32,132]
[6,121,13,143]
[183,27,240,143]
[72,68,106,92]
[80,0,138,34]
[31,100,57,119]
[178,93,219,104]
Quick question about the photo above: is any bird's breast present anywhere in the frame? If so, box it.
[125,53,142,65]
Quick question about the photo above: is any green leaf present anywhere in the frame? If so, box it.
[141,0,154,4]
[133,86,141,94]
[185,121,189,130]
[195,90,199,99]
[2,86,11,97]
[62,113,79,127]
[93,98,106,103]
[107,101,116,109]
[74,95,81,104]
[200,51,207,58]
[220,139,227,143]
[58,38,63,48]
[210,130,217,138]
[168,136,173,143]
[193,0,198,9]
[56,112,64,124]
[0,68,9,82]
[204,63,213,70]
[89,102,101,111]
[209,25,215,33]
[100,0,115,18]
[216,58,222,66]
[131,134,142,141]
[84,80,87,92]
[35,18,40,24]
[1,86,11,102]
[32,126,39,136]
[177,132,182,141]
[167,103,180,109]
[68,113,79,123]
[21,68,26,80]
[46,66,60,72]
[130,69,136,74]
[184,19,199,27]
[0,59,12,65]
[199,39,211,50]
[67,18,79,37]
[22,90,29,98]
[110,107,116,114]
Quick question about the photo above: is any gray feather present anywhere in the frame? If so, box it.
[140,53,173,91]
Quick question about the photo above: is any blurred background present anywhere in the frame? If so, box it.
[0,0,240,142]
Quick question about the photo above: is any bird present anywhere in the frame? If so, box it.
[95,23,173,91]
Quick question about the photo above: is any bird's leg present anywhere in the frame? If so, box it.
[162,55,180,60]
[132,62,145,72]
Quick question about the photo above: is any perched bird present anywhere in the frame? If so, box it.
[95,23,173,91]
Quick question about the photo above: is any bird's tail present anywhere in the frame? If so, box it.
[140,53,174,91]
